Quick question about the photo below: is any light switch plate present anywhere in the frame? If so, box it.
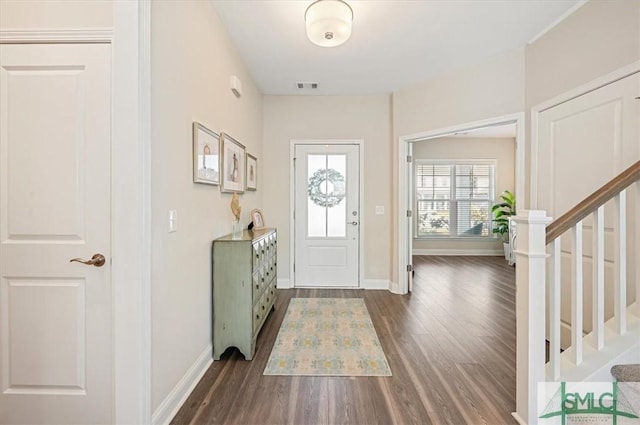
[375,206,385,215]
[169,210,178,232]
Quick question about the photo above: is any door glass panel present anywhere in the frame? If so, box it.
[327,155,346,237]
[307,155,327,237]
[307,154,347,238]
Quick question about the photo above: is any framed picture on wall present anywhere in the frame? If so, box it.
[192,122,220,185]
[246,153,257,191]
[220,133,246,193]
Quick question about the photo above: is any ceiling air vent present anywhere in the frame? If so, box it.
[296,82,318,90]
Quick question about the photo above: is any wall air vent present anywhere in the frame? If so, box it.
[296,82,319,90]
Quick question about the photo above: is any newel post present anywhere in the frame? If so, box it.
[512,210,552,425]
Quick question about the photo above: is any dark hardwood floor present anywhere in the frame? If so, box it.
[171,256,517,425]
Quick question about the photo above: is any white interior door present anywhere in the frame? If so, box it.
[536,72,638,348]
[294,143,360,287]
[0,43,112,424]
[536,72,638,215]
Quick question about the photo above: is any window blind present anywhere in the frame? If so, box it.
[415,162,494,238]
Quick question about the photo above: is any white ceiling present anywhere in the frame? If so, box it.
[211,0,582,96]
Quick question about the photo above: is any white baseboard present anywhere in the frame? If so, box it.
[511,412,526,425]
[389,280,401,294]
[277,278,291,289]
[362,279,390,290]
[151,344,213,425]
[412,249,503,256]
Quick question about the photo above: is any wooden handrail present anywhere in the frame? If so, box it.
[546,160,640,244]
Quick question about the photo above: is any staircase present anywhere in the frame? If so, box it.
[512,161,640,425]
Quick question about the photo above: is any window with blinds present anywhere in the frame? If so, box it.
[415,161,495,238]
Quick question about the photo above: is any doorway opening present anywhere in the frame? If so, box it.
[397,114,525,294]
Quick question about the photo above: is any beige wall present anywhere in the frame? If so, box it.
[391,49,525,284]
[526,0,639,108]
[263,95,392,283]
[393,49,525,137]
[412,137,515,254]
[0,0,113,28]
[151,1,263,412]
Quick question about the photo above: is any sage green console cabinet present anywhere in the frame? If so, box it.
[212,228,277,360]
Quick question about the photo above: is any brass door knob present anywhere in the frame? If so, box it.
[70,253,106,267]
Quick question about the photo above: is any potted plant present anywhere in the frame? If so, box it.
[491,190,516,260]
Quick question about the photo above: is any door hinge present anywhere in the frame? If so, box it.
[406,210,412,217]
[293,263,295,273]
[406,155,412,163]
[407,264,413,272]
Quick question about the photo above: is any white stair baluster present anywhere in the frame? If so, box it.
[614,191,627,335]
[572,222,583,365]
[592,206,605,350]
[549,237,562,379]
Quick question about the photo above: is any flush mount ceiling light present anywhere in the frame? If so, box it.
[305,0,353,47]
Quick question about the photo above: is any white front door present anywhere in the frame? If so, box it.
[294,143,360,287]
[0,43,112,424]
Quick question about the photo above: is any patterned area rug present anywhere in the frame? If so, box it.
[263,298,392,376]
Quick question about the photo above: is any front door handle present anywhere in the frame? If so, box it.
[70,253,106,267]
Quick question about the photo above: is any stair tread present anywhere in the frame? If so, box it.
[611,364,640,382]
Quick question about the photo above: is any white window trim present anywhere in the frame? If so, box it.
[414,159,497,239]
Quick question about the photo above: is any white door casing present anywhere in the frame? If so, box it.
[0,43,112,424]
[407,142,414,293]
[397,113,525,294]
[534,71,639,348]
[294,143,360,287]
